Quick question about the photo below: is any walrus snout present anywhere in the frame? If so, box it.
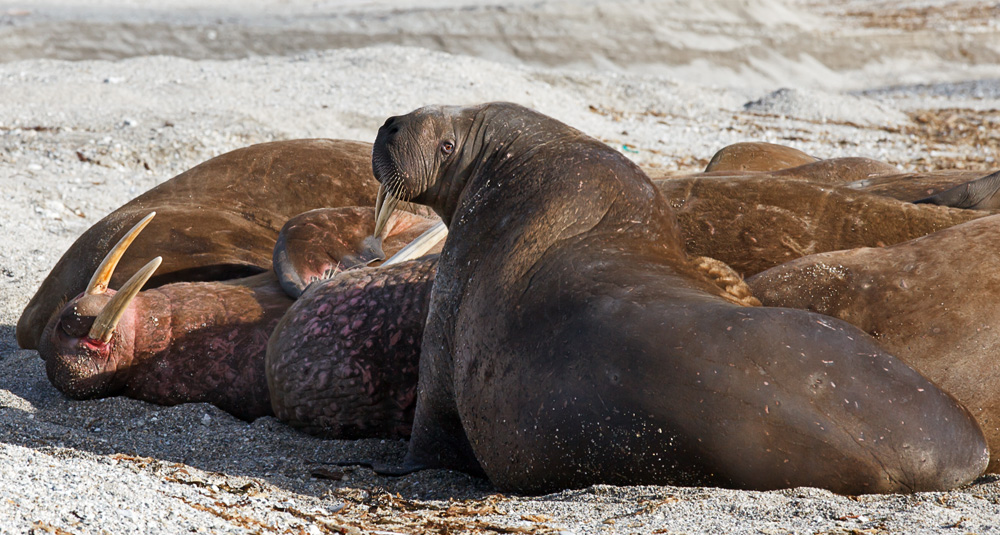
[379,115,401,136]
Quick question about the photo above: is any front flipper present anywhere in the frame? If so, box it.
[914,170,1000,210]
[332,458,439,477]
[273,208,386,298]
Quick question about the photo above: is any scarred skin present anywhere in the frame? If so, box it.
[368,102,988,495]
[38,207,439,427]
[19,139,393,349]
[40,273,290,419]
[267,257,437,439]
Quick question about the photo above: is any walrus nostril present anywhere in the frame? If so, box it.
[382,116,400,136]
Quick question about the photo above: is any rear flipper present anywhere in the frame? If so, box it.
[914,170,1000,210]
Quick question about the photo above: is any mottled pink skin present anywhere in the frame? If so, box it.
[39,206,442,431]
[267,257,437,439]
[39,273,293,420]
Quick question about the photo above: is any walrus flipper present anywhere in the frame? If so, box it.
[273,208,387,299]
[398,298,487,478]
[914,170,1000,210]
[332,458,432,477]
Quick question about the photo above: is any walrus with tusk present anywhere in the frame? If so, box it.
[39,207,444,436]
[365,101,988,495]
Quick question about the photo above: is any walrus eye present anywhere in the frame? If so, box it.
[440,140,455,155]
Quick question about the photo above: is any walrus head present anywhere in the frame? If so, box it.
[39,213,161,399]
[371,102,566,234]
[372,104,472,233]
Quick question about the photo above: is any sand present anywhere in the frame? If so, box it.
[2,0,1000,533]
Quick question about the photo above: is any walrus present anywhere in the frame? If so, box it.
[39,207,441,430]
[843,169,994,202]
[655,175,985,276]
[704,141,818,172]
[267,255,438,439]
[272,208,442,299]
[366,102,988,495]
[687,141,993,201]
[18,139,391,350]
[746,213,1000,472]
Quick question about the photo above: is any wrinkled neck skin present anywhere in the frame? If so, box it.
[429,104,689,282]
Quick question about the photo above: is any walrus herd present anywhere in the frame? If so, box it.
[18,102,1000,495]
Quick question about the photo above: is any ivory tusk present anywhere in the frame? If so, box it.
[85,212,156,295]
[88,256,162,343]
[383,221,448,266]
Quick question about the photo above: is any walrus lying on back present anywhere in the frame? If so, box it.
[366,101,988,495]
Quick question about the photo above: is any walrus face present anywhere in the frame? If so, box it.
[39,214,161,399]
[372,105,478,233]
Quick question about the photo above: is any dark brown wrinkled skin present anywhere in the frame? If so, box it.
[39,273,290,420]
[37,207,437,427]
[656,176,986,276]
[704,141,817,172]
[274,208,441,298]
[19,139,383,349]
[371,102,988,495]
[748,213,1000,473]
[267,258,437,439]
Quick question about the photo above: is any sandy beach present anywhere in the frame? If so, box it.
[2,0,1000,532]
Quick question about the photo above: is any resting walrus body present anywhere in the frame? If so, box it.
[39,207,438,432]
[655,176,985,276]
[747,213,1000,472]
[19,139,382,349]
[367,102,988,495]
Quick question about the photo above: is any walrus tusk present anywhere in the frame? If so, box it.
[88,256,162,343]
[85,212,156,295]
[373,184,400,239]
[384,221,447,266]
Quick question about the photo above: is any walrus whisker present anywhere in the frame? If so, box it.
[85,212,156,295]
[383,221,448,266]
[88,256,162,343]
[374,183,389,228]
